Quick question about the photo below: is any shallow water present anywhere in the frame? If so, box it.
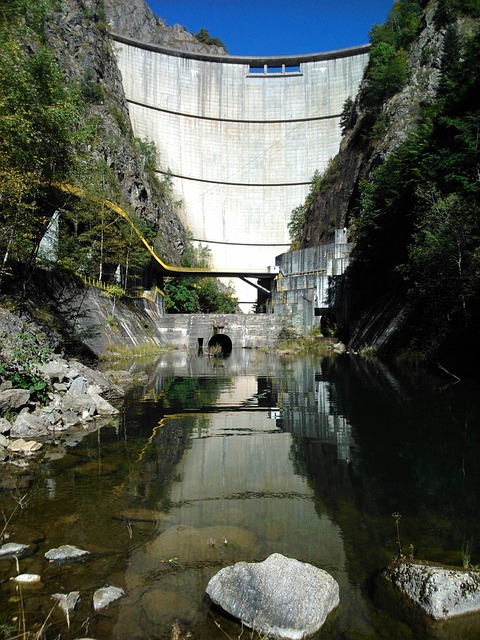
[1,350,480,639]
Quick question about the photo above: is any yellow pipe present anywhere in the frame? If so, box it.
[52,182,276,279]
[53,182,208,276]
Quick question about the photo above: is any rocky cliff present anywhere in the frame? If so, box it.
[298,0,480,369]
[104,0,227,53]
[300,3,444,248]
[45,0,189,266]
[0,0,234,359]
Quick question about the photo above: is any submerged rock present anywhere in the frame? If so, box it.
[0,542,29,557]
[142,524,258,565]
[379,562,480,620]
[113,508,165,523]
[52,591,80,613]
[7,438,43,454]
[93,585,125,611]
[45,544,90,562]
[206,553,339,639]
[13,573,42,584]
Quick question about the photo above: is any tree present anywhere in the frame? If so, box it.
[0,23,82,284]
[194,28,227,51]
[164,278,199,313]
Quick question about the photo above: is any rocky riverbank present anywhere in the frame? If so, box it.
[0,305,127,473]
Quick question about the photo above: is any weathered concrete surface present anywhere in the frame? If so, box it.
[112,35,368,306]
[273,230,352,329]
[54,283,283,355]
[155,313,282,350]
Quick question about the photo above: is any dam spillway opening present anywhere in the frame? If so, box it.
[208,333,233,357]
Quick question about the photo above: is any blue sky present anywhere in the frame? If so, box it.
[145,0,394,56]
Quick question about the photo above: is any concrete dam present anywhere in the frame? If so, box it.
[112,35,369,307]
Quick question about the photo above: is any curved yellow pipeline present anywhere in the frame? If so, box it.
[53,182,208,276]
[53,182,276,279]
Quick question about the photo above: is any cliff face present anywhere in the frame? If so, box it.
[103,0,227,53]
[298,1,480,368]
[300,3,445,248]
[45,0,188,265]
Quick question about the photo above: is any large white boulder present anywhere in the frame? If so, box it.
[206,553,339,639]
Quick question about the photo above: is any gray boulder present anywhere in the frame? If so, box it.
[0,417,11,434]
[38,360,69,383]
[93,585,125,611]
[86,390,119,416]
[0,388,31,412]
[69,376,87,395]
[60,410,83,428]
[10,412,49,438]
[379,562,480,620]
[206,553,339,639]
[61,389,96,416]
[73,363,124,402]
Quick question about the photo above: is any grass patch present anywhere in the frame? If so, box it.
[276,330,337,356]
[100,341,176,360]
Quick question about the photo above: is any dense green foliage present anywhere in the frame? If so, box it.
[350,3,480,364]
[0,0,83,281]
[288,161,341,248]
[360,0,422,108]
[0,0,238,315]
[0,331,52,405]
[164,244,238,314]
[288,0,480,365]
[0,0,234,313]
[0,0,143,288]
[288,0,424,245]
[194,27,227,51]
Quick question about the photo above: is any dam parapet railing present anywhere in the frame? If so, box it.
[110,32,370,66]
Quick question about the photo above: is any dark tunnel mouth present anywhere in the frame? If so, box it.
[208,334,233,357]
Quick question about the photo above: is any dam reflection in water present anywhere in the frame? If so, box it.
[111,352,480,640]
[6,351,478,639]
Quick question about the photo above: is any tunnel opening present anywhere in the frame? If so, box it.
[208,334,233,357]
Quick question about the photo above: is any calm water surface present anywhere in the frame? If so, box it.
[1,350,480,640]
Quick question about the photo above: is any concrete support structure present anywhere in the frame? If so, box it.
[273,230,352,330]
[112,35,368,307]
[153,313,283,351]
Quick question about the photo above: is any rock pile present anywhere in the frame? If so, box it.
[0,358,124,459]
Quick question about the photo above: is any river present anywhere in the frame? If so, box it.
[1,350,480,639]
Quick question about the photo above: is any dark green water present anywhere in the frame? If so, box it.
[1,350,480,639]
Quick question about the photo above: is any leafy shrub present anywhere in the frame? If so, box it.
[80,68,105,104]
[0,332,52,406]
[194,28,227,51]
[340,96,356,134]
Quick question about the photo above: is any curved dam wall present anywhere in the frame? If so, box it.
[112,35,369,305]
